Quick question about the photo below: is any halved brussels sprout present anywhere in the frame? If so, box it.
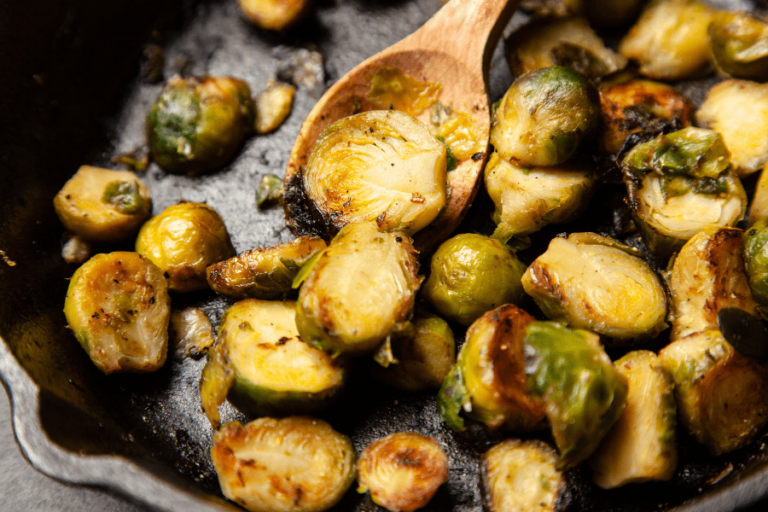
[367,67,442,116]
[623,127,746,257]
[709,12,768,81]
[522,233,668,342]
[618,0,716,80]
[660,330,768,455]
[696,80,768,177]
[64,251,170,374]
[484,152,595,240]
[491,66,600,168]
[53,165,152,241]
[206,236,327,300]
[168,307,214,360]
[254,80,295,134]
[357,432,448,512]
[212,417,356,512]
[483,439,566,512]
[667,227,759,340]
[136,202,235,293]
[742,221,768,319]
[147,75,255,175]
[589,350,677,489]
[524,321,628,468]
[748,164,768,224]
[296,222,421,356]
[438,304,547,432]
[505,17,627,79]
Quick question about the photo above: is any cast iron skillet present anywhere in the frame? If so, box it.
[3,0,768,511]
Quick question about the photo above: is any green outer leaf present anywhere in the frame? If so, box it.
[291,248,326,289]
[438,363,469,432]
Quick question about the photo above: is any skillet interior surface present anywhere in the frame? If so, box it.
[3,0,768,511]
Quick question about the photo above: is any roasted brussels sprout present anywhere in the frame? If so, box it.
[522,233,668,342]
[438,304,546,432]
[748,164,768,223]
[206,236,327,300]
[422,233,527,327]
[64,251,170,374]
[709,11,768,81]
[136,202,235,293]
[367,67,442,116]
[505,17,627,79]
[484,152,595,240]
[490,66,600,167]
[741,220,768,319]
[147,75,255,175]
[483,439,566,512]
[623,127,746,257]
[667,227,759,340]
[357,432,448,512]
[254,80,295,134]
[212,417,356,512]
[618,0,716,80]
[237,0,312,30]
[53,165,152,241]
[296,222,421,356]
[660,330,768,455]
[589,350,677,489]
[168,307,214,360]
[524,321,628,468]
[696,80,768,177]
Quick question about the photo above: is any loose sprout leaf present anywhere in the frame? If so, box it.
[291,248,326,289]
[717,307,768,362]
[367,67,442,115]
[438,364,468,432]
[199,340,236,428]
[256,174,283,208]
[436,136,458,172]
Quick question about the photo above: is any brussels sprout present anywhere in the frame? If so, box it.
[168,307,214,360]
[490,66,600,167]
[212,417,356,512]
[709,12,768,81]
[438,304,547,432]
[483,439,566,512]
[357,432,448,512]
[524,321,628,468]
[741,220,768,319]
[659,330,768,455]
[505,17,627,79]
[748,164,768,223]
[696,80,768,177]
[484,152,595,240]
[623,127,746,257]
[53,165,152,241]
[370,312,455,392]
[255,173,283,208]
[522,233,668,342]
[136,202,235,293]
[254,80,295,134]
[207,236,327,300]
[667,228,759,340]
[367,67,442,116]
[64,252,170,374]
[296,222,421,356]
[589,351,677,489]
[237,0,312,30]
[147,75,255,175]
[422,234,527,327]
[618,0,716,80]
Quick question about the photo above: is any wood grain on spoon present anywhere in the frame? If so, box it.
[285,0,521,251]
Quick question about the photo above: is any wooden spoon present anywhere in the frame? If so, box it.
[284,0,521,251]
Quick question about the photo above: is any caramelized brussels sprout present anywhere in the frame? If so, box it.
[709,11,768,81]
[618,0,716,80]
[505,17,627,79]
[696,80,768,177]
[748,164,768,223]
[54,165,152,241]
[296,222,421,356]
[206,236,327,300]
[522,233,668,342]
[168,307,214,360]
[741,220,768,319]
[237,0,312,30]
[136,202,235,293]
[254,80,295,134]
[212,417,356,512]
[589,351,677,489]
[484,152,595,240]
[367,67,442,116]
[422,233,527,327]
[147,75,255,175]
[438,304,546,432]
[660,330,768,455]
[64,251,170,374]
[491,66,600,167]
[524,321,628,468]
[623,127,746,257]
[483,439,566,512]
[357,432,448,512]
[667,228,759,340]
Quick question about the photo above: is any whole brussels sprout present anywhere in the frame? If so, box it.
[422,233,527,327]
[147,75,255,175]
[709,12,768,82]
[744,218,768,319]
[490,65,600,168]
[136,202,236,292]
